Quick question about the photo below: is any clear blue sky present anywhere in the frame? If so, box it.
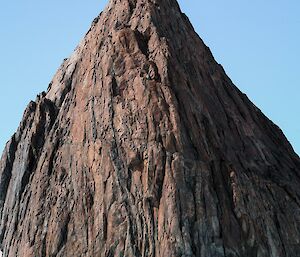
[0,0,299,155]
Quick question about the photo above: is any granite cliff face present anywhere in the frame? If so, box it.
[1,0,300,256]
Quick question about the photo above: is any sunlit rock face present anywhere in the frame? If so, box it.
[0,0,300,256]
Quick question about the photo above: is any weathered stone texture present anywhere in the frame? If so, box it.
[1,0,300,256]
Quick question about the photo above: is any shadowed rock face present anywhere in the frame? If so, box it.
[1,0,300,256]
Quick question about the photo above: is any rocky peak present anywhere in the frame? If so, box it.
[0,0,300,256]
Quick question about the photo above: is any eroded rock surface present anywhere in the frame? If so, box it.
[1,0,300,256]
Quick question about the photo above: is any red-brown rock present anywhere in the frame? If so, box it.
[1,0,300,256]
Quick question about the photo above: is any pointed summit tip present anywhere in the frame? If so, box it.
[1,1,300,257]
[103,0,185,28]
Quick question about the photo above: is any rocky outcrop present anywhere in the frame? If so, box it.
[1,0,300,256]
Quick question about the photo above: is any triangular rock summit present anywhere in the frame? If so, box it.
[1,0,300,256]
